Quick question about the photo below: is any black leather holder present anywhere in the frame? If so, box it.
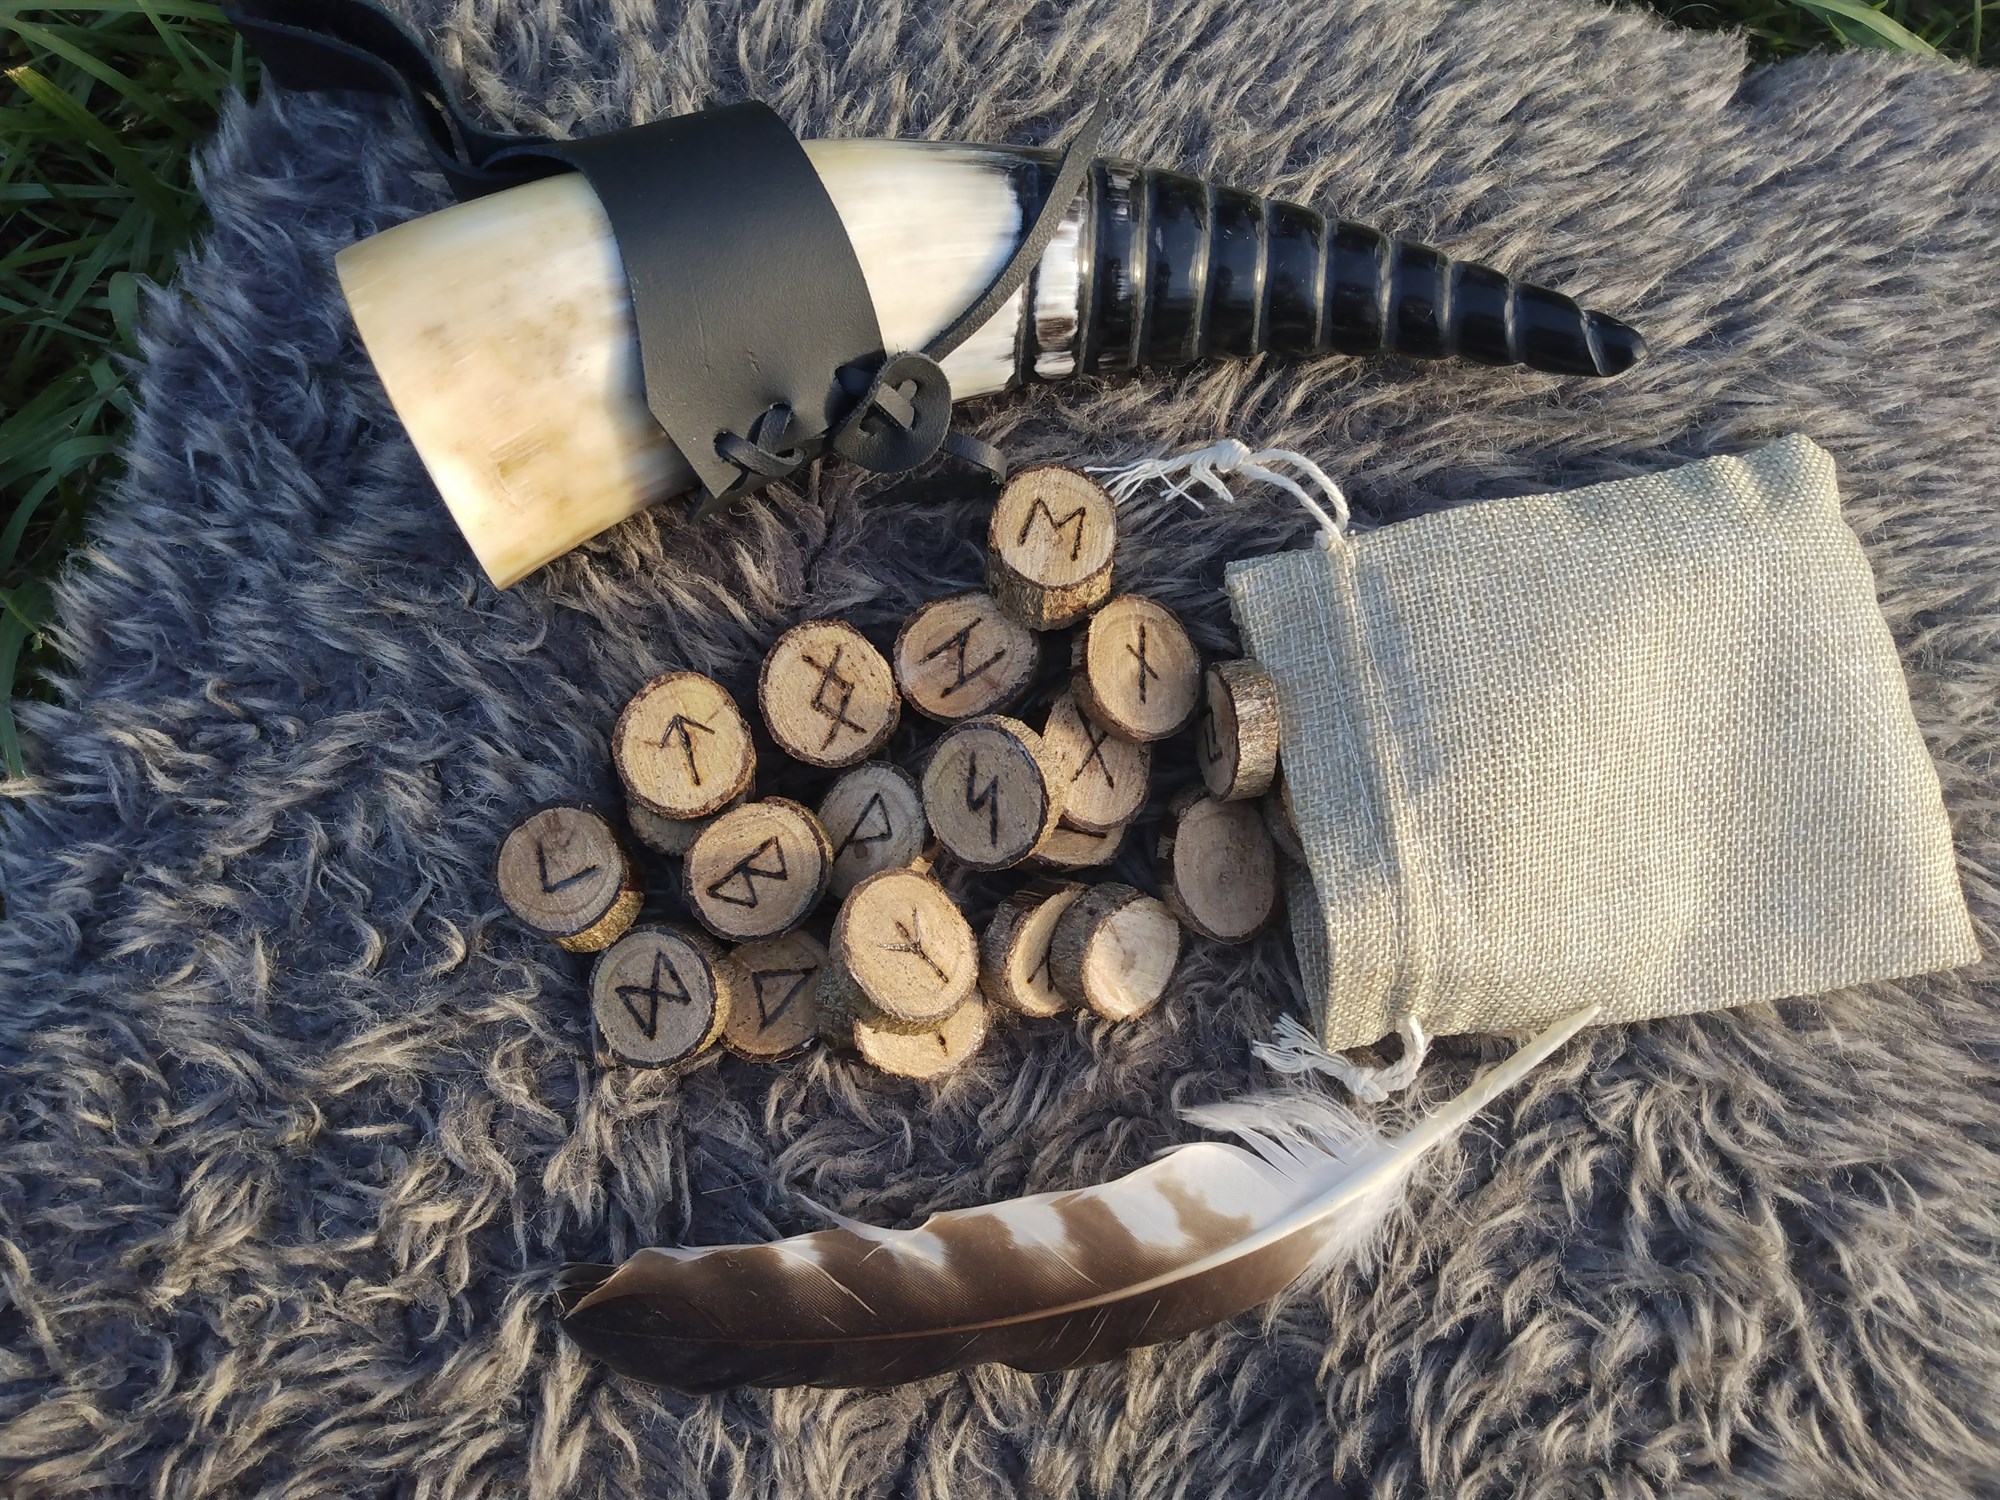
[525,109,886,504]
[224,0,1106,508]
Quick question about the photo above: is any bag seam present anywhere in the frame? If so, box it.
[1318,535,1436,1044]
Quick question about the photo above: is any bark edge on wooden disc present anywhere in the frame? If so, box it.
[1158,786,1280,943]
[1195,658,1280,802]
[893,591,1040,723]
[614,671,757,820]
[1071,594,1201,743]
[920,714,1065,870]
[854,993,991,1079]
[818,761,928,900]
[758,619,901,768]
[495,802,642,952]
[980,880,1087,1017]
[682,797,833,942]
[626,790,747,857]
[1040,687,1151,832]
[1050,882,1182,1021]
[724,930,828,1061]
[833,865,978,1024]
[986,466,1117,629]
[589,924,739,1067]
[1034,817,1125,870]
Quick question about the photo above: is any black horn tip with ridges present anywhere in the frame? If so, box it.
[1058,161,1647,384]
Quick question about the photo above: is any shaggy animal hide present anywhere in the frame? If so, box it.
[3,0,1999,1495]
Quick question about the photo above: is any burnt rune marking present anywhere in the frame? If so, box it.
[657,713,715,785]
[803,646,869,749]
[615,949,692,1040]
[1198,709,1222,768]
[752,967,815,1029]
[832,790,894,860]
[1125,621,1160,704]
[882,910,950,984]
[536,840,601,894]
[706,835,790,908]
[919,621,1007,699]
[1074,715,1116,788]
[1028,938,1055,992]
[1017,497,1088,561]
[964,752,1001,847]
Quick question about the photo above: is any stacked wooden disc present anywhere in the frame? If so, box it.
[495,466,1295,1081]
[819,863,991,1078]
[495,805,642,953]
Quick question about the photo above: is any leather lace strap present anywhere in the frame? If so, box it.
[923,97,1109,367]
[520,106,886,504]
[223,0,560,198]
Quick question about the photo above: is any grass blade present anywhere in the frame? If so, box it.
[3,15,204,138]
[1786,1,1942,53]
[0,610,30,779]
[0,2,227,17]
[5,63,192,227]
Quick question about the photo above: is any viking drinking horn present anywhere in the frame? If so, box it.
[231,1,1646,588]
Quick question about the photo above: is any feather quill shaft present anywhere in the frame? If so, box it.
[556,1006,1597,1392]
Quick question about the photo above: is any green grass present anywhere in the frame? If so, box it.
[1652,0,1988,57]
[2,3,247,777]
[0,2,1990,780]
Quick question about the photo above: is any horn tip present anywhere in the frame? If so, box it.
[1587,311,1647,376]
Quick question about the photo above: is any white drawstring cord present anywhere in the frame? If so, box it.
[1086,437,1351,542]
[1251,1012,1432,1103]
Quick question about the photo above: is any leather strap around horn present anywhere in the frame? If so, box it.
[225,0,1108,503]
[521,105,888,504]
[823,98,1110,489]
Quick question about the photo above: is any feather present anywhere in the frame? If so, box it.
[555,1006,1597,1393]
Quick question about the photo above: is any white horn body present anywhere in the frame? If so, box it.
[335,142,1049,587]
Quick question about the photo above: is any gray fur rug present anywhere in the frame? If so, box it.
[4,0,2000,1495]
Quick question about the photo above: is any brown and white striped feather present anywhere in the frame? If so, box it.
[555,1007,1596,1393]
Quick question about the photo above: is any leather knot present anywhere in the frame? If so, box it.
[829,352,954,474]
[715,403,810,481]
[714,353,1006,496]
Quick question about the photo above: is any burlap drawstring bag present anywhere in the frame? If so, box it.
[1111,434,1979,1091]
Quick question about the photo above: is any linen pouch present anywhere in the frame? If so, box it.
[1220,434,1978,1058]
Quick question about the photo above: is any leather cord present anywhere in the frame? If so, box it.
[922,98,1110,367]
[222,0,565,198]
[522,106,888,504]
[816,99,1107,489]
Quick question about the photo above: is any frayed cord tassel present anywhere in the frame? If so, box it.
[1087,437,1351,541]
[1252,1012,1432,1103]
